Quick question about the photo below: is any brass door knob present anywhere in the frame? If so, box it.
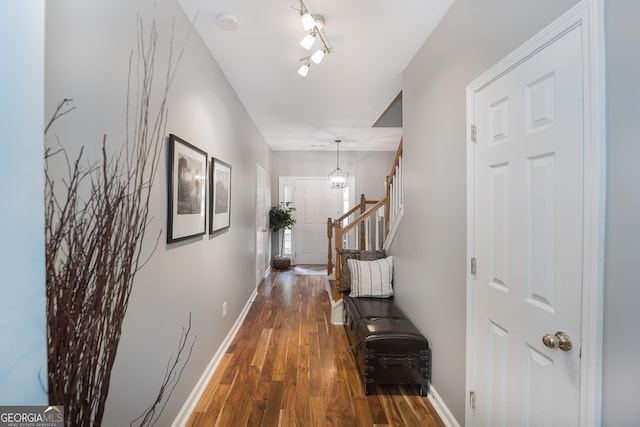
[542,331,572,351]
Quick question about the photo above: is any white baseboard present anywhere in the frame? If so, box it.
[171,288,258,427]
[428,384,461,427]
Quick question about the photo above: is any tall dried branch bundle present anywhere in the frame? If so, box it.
[45,16,184,426]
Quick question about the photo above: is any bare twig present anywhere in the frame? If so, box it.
[130,314,197,427]
[44,98,75,135]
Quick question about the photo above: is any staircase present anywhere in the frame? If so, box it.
[325,139,404,323]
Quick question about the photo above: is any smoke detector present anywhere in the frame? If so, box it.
[217,13,238,31]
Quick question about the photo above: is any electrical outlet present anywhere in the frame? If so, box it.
[222,301,227,318]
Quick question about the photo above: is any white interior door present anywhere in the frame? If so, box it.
[470,25,584,427]
[256,164,267,285]
[293,178,343,265]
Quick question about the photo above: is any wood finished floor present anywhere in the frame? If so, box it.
[186,265,444,427]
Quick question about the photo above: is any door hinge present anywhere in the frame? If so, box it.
[470,390,476,409]
[470,257,477,275]
[471,124,477,143]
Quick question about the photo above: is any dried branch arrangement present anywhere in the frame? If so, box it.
[131,313,195,427]
[44,17,188,426]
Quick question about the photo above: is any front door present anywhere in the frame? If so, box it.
[293,178,343,265]
[469,24,584,427]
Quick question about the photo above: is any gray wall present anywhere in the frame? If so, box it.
[271,150,396,203]
[0,1,47,404]
[395,0,580,423]
[45,0,270,425]
[603,1,640,425]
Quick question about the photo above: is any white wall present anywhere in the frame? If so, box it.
[0,1,48,405]
[395,0,579,423]
[45,0,270,425]
[602,1,640,425]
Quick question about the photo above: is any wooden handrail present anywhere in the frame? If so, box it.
[387,138,403,186]
[328,138,403,290]
[338,198,387,237]
[334,194,380,225]
[384,138,402,236]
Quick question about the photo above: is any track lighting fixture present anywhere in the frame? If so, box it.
[295,0,330,77]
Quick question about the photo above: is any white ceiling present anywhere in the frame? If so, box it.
[176,0,454,151]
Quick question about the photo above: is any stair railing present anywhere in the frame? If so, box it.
[327,139,403,285]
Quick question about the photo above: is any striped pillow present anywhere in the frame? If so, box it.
[347,256,393,298]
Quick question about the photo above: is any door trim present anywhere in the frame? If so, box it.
[464,1,605,426]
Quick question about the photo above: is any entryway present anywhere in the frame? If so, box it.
[279,176,355,266]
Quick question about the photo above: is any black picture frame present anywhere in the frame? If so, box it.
[209,157,232,234]
[167,134,207,243]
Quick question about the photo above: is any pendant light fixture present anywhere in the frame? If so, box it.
[328,139,348,189]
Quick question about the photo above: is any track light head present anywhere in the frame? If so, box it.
[311,49,325,64]
[297,62,310,77]
[300,32,316,50]
[300,12,315,31]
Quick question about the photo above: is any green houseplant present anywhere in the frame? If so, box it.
[269,201,296,269]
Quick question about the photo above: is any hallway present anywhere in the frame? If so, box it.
[186,266,444,426]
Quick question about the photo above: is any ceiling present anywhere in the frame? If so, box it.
[176,0,454,151]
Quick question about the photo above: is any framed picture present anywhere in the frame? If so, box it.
[167,134,207,243]
[209,157,232,233]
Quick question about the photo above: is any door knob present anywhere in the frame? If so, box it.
[542,331,572,351]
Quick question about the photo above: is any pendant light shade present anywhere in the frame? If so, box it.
[328,139,348,188]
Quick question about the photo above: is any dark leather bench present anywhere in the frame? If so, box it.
[338,249,431,396]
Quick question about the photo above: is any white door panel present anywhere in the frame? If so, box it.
[473,26,583,427]
[294,178,343,265]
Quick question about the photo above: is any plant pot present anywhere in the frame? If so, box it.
[272,257,291,270]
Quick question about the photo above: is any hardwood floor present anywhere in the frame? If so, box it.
[186,265,445,427]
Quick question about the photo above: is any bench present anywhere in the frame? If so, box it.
[338,249,431,396]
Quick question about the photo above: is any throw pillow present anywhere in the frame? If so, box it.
[347,256,393,298]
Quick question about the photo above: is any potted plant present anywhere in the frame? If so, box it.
[269,201,296,269]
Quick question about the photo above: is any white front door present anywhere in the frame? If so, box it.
[293,178,343,265]
[470,24,585,427]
